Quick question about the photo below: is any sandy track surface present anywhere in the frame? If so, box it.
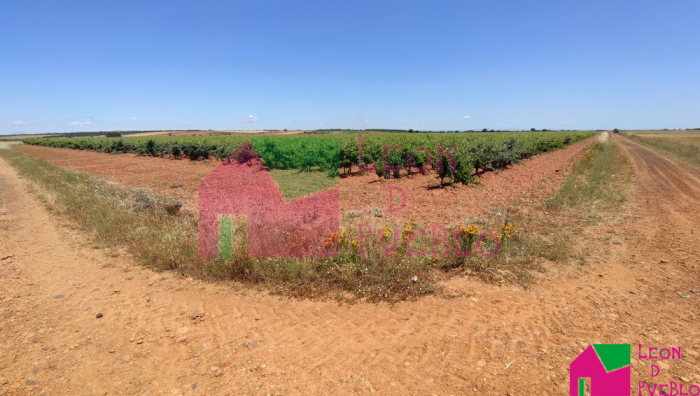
[0,137,699,395]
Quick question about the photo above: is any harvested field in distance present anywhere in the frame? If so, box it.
[0,134,54,140]
[126,129,310,137]
[624,131,700,168]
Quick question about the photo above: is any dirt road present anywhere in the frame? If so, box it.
[0,137,698,395]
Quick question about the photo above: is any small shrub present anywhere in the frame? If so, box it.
[231,140,257,165]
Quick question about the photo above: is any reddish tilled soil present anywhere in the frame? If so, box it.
[199,158,339,258]
[16,138,594,225]
[339,138,593,226]
[15,145,217,213]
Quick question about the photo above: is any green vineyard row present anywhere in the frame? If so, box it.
[22,131,594,182]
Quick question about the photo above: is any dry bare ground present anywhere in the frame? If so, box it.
[0,136,699,394]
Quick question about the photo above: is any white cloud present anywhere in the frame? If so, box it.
[69,118,92,126]
[410,121,419,125]
[463,115,471,120]
[246,114,258,122]
[11,120,27,125]
[363,120,370,124]
[318,122,324,126]
[130,116,138,121]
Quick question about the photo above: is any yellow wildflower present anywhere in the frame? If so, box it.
[503,223,515,239]
[461,224,479,236]
[383,226,392,239]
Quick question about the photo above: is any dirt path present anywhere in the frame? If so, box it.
[0,137,698,395]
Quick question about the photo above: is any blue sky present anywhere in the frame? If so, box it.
[2,0,699,134]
